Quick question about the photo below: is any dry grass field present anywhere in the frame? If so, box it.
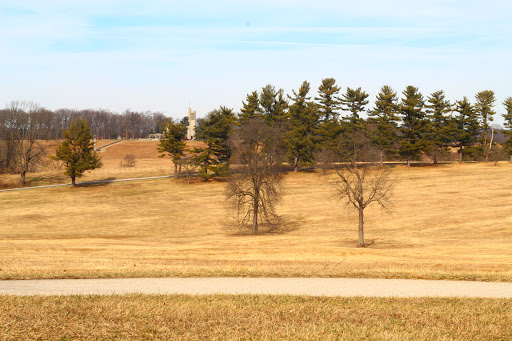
[0,139,206,188]
[1,157,511,281]
[2,295,511,340]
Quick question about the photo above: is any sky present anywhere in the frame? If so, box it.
[1,0,511,123]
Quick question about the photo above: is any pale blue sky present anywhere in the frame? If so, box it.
[1,0,511,123]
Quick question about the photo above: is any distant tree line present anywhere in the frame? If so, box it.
[0,103,168,176]
[2,80,512,185]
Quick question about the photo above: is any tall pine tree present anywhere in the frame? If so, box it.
[425,90,453,164]
[474,90,496,161]
[238,91,261,126]
[367,85,400,165]
[194,106,235,179]
[315,78,342,149]
[453,97,479,163]
[502,97,512,162]
[399,86,428,167]
[286,81,319,171]
[341,87,369,129]
[259,84,288,124]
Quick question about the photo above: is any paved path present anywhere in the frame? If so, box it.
[2,278,512,297]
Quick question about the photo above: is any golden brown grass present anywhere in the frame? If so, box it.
[0,140,207,188]
[1,162,512,281]
[1,295,511,340]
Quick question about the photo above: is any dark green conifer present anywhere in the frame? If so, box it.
[340,87,369,129]
[474,90,496,161]
[425,90,453,164]
[286,81,319,171]
[453,97,479,162]
[194,106,235,179]
[502,97,512,161]
[238,91,261,126]
[259,84,288,124]
[399,86,428,167]
[367,85,400,164]
[52,118,101,186]
[315,78,342,149]
[158,118,187,178]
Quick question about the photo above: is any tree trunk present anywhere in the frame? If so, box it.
[510,154,512,163]
[71,176,76,187]
[252,191,259,234]
[484,134,489,161]
[433,154,438,165]
[174,163,178,179]
[459,146,463,163]
[20,171,26,186]
[407,154,410,168]
[380,151,384,167]
[294,156,298,172]
[358,207,365,247]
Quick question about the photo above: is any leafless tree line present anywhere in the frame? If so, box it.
[0,101,169,177]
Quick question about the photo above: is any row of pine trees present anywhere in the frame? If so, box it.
[190,79,512,175]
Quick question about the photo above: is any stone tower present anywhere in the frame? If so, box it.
[187,107,196,139]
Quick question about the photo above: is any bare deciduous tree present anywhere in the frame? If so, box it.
[326,132,395,247]
[226,119,284,234]
[4,101,48,185]
[120,154,136,167]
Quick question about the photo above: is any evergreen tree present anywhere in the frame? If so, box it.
[286,81,319,171]
[367,85,400,164]
[158,118,187,179]
[179,116,189,128]
[474,90,496,161]
[425,90,453,164]
[273,89,289,123]
[238,91,261,126]
[259,84,288,124]
[340,87,369,128]
[52,118,101,186]
[502,97,512,161]
[453,97,479,163]
[399,86,428,167]
[315,78,342,149]
[194,106,235,180]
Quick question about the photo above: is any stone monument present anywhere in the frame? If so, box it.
[187,107,196,139]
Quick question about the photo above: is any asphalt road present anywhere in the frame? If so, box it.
[2,278,512,297]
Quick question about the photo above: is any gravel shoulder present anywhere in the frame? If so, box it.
[2,277,512,297]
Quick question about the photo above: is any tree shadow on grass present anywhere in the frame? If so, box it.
[227,216,303,236]
[28,174,67,186]
[334,239,418,249]
[76,177,117,187]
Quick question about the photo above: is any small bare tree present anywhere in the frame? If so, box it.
[120,154,136,167]
[328,132,395,247]
[226,119,284,234]
[3,101,48,185]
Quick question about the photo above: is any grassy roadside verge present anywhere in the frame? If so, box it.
[1,259,511,282]
[1,295,511,340]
